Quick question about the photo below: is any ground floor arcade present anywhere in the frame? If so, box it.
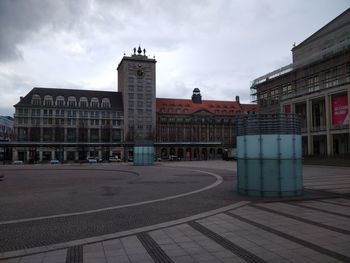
[155,142,225,161]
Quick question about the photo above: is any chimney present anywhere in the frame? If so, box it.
[235,96,240,103]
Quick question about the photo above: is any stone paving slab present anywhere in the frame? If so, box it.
[1,198,349,263]
[1,162,350,262]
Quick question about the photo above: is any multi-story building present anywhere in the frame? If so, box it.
[156,89,256,160]
[250,9,350,156]
[9,46,256,162]
[13,88,124,162]
[0,116,14,141]
[0,116,14,161]
[117,46,156,142]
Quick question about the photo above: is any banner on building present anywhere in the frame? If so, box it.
[284,105,291,113]
[332,95,349,125]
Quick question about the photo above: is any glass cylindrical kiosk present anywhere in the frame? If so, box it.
[236,113,303,197]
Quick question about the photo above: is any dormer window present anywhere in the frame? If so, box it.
[101,98,111,108]
[79,97,88,108]
[67,96,76,107]
[91,97,99,108]
[31,94,41,105]
[56,96,65,107]
[43,95,53,106]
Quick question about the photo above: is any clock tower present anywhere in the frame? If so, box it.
[117,46,157,142]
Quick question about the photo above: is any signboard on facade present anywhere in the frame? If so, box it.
[284,105,291,113]
[332,95,349,125]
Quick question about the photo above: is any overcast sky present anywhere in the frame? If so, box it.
[0,0,349,116]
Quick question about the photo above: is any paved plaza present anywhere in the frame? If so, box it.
[0,161,349,262]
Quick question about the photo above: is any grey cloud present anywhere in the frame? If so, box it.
[0,0,88,62]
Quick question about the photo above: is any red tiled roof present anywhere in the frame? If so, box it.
[156,98,255,115]
[241,103,258,112]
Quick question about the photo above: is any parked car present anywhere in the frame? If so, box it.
[13,160,23,165]
[168,155,180,161]
[87,157,97,164]
[108,156,120,162]
[50,159,60,164]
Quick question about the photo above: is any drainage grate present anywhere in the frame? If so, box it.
[66,245,83,263]
[137,232,173,263]
[188,221,267,263]
[225,212,350,263]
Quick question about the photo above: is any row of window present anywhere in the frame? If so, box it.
[158,117,239,124]
[16,117,122,126]
[158,108,241,114]
[17,127,122,142]
[258,63,350,106]
[160,103,236,109]
[31,95,112,108]
[16,108,122,118]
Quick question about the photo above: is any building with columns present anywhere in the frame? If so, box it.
[250,8,350,156]
[156,90,256,160]
[9,46,256,163]
[13,88,124,162]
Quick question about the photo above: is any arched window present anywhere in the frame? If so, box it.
[43,95,53,106]
[91,97,99,108]
[79,97,88,108]
[101,98,110,108]
[67,96,77,107]
[31,94,41,105]
[55,96,65,107]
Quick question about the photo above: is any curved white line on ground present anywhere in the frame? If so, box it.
[0,169,223,225]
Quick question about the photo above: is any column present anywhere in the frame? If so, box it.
[39,151,43,162]
[63,150,67,161]
[306,98,313,155]
[64,128,67,142]
[325,94,333,155]
[207,124,210,142]
[167,125,170,141]
[291,103,296,113]
[13,148,18,161]
[348,87,350,153]
[51,150,55,160]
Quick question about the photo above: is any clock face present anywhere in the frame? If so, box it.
[136,64,144,77]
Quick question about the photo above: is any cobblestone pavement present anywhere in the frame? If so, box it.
[0,161,349,262]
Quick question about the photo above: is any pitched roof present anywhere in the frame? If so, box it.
[156,98,257,115]
[14,87,123,110]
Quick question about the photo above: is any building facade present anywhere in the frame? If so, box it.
[251,9,350,156]
[8,46,256,163]
[0,116,14,161]
[117,47,156,142]
[13,88,124,162]
[0,116,14,142]
[156,90,256,160]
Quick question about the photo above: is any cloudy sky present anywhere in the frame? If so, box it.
[0,0,349,116]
